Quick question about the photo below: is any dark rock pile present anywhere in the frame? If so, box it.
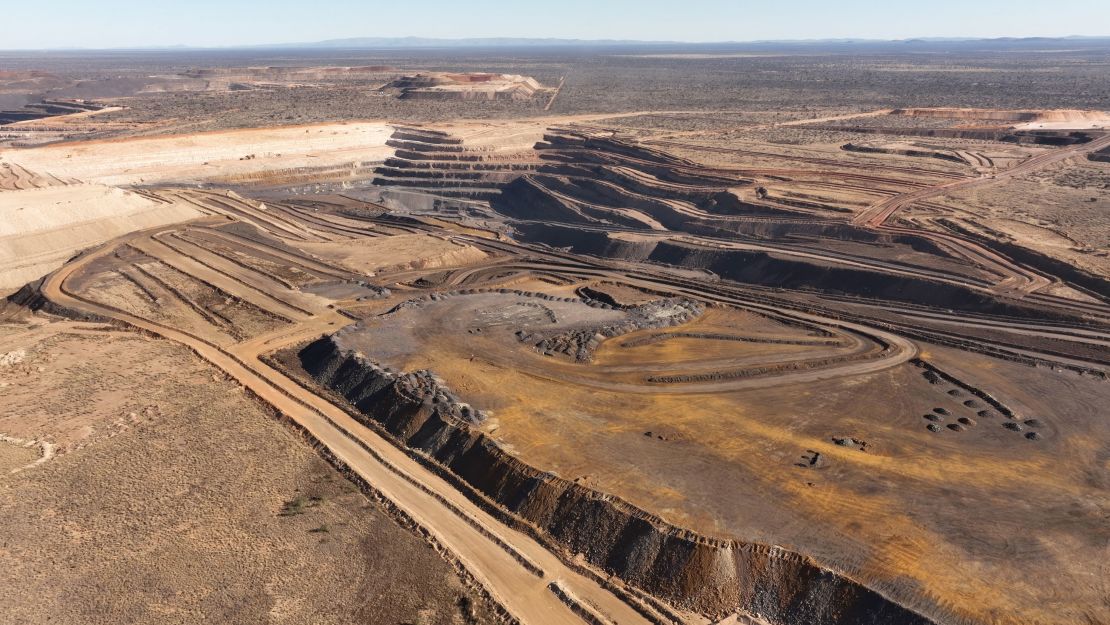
[527,298,704,362]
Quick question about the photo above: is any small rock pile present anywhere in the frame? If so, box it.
[528,298,704,362]
[382,364,488,425]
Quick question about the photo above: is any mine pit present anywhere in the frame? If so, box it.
[2,45,1108,625]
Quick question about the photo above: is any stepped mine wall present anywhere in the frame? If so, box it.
[691,219,948,256]
[510,223,1065,319]
[297,336,937,625]
[496,175,946,256]
[543,133,693,167]
[814,126,1095,146]
[511,222,657,259]
[645,240,1048,317]
[496,176,757,233]
[491,178,593,223]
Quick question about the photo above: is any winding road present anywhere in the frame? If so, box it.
[853,132,1110,299]
[40,230,672,625]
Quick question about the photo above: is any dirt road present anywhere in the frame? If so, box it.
[855,133,1110,227]
[40,235,670,625]
[849,132,1110,298]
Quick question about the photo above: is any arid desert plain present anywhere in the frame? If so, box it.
[1,39,1109,625]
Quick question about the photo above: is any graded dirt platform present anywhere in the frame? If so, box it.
[2,47,1109,625]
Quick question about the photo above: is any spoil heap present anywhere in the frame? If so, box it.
[385,72,551,101]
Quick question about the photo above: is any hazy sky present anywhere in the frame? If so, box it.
[4,0,1110,49]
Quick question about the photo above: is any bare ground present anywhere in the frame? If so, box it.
[0,320,498,625]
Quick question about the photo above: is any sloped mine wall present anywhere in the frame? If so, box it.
[296,336,937,625]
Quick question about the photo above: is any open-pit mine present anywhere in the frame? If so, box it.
[1,46,1108,625]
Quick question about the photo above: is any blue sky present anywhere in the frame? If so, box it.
[4,0,1109,49]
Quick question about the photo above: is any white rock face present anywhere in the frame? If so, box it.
[0,184,200,291]
[0,349,26,367]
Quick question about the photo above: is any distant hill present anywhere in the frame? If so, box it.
[11,35,1110,53]
[279,37,679,48]
[268,35,1110,50]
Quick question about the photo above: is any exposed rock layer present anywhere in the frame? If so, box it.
[512,222,1074,320]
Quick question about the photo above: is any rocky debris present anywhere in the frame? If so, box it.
[0,349,27,367]
[796,450,824,468]
[530,298,704,362]
[300,345,487,427]
[643,429,682,442]
[832,436,869,451]
[351,280,390,300]
[916,361,1049,442]
[575,285,626,309]
[394,369,487,425]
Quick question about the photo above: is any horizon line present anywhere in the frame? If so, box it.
[3,34,1110,53]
